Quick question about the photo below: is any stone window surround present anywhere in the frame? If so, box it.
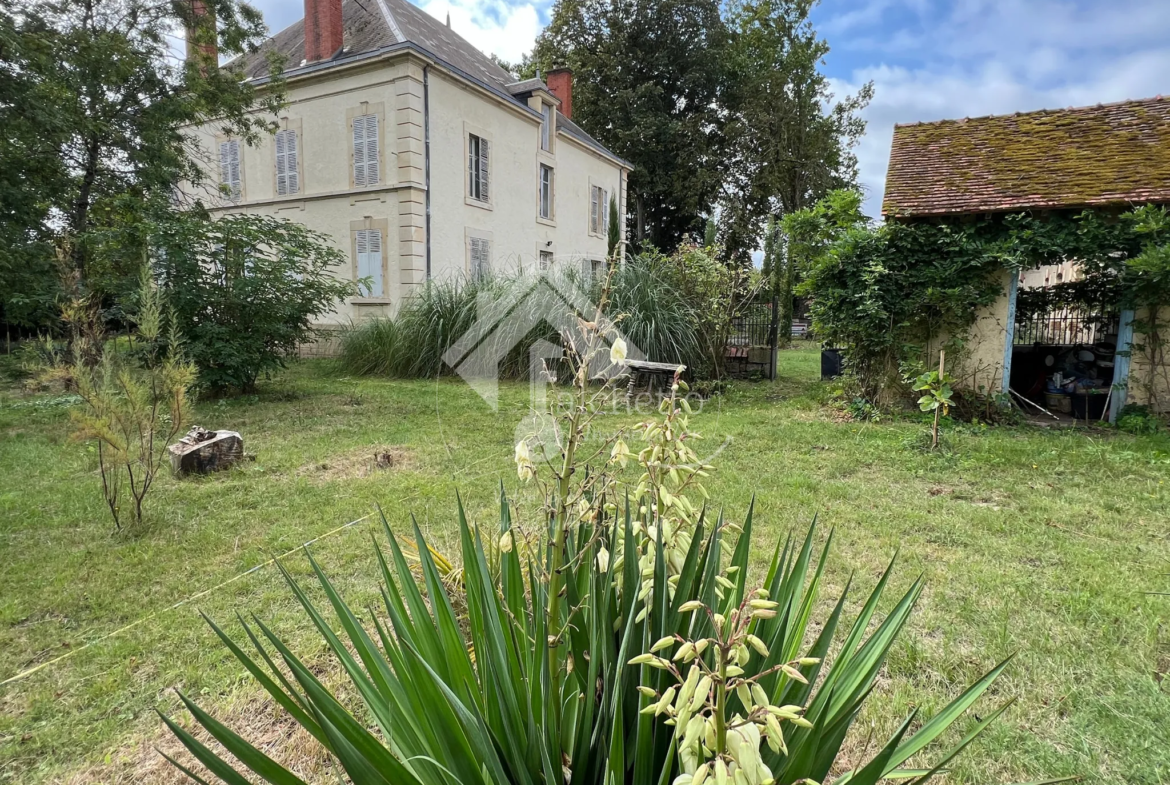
[273,117,305,197]
[347,101,387,190]
[350,216,391,304]
[537,162,556,226]
[215,133,245,203]
[464,120,493,210]
[465,226,494,277]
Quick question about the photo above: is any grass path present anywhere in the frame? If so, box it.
[1,346,1168,783]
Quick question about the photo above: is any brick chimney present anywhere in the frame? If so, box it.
[184,0,217,68]
[546,68,573,120]
[304,0,343,63]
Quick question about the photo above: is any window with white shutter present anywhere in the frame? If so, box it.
[219,139,241,200]
[470,237,491,281]
[353,115,380,187]
[355,229,384,297]
[468,133,489,202]
[590,186,607,234]
[275,129,299,196]
[539,250,553,271]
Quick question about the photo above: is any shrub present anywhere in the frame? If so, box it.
[338,250,748,382]
[70,268,195,529]
[165,315,1026,785]
[153,214,358,393]
[339,262,700,379]
[1116,403,1163,435]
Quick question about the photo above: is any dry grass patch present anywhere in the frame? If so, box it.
[64,694,334,785]
[295,444,414,484]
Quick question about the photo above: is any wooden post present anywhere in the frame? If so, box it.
[933,349,945,450]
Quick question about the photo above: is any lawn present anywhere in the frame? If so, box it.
[1,345,1168,784]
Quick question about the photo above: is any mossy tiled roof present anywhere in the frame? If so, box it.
[882,96,1170,217]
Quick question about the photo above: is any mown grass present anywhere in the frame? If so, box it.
[1,345,1168,784]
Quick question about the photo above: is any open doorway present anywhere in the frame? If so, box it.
[1008,265,1122,424]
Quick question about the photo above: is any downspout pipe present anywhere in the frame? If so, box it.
[424,64,431,280]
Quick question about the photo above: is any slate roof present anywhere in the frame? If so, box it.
[882,96,1170,218]
[231,0,628,166]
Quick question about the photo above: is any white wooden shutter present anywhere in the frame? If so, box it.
[601,189,608,235]
[353,120,366,187]
[275,132,286,194]
[353,115,379,187]
[479,137,489,202]
[365,116,379,185]
[356,229,383,297]
[275,130,300,196]
[219,140,240,199]
[470,237,490,280]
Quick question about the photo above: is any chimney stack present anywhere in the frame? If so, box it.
[304,0,343,63]
[184,0,217,68]
[546,68,573,121]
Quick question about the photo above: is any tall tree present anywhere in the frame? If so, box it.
[531,0,728,252]
[720,0,871,264]
[0,0,283,331]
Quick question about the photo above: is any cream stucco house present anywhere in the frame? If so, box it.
[185,0,630,330]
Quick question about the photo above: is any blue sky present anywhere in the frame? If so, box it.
[247,0,1170,217]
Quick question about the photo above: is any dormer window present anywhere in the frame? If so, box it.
[541,104,552,152]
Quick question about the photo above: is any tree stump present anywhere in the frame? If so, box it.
[169,426,244,476]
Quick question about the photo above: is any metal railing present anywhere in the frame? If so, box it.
[1014,306,1118,346]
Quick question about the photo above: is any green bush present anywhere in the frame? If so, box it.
[338,253,731,381]
[1116,403,1163,435]
[153,214,358,393]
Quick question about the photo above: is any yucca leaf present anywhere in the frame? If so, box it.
[381,513,450,675]
[267,625,421,785]
[174,691,308,785]
[907,699,1016,785]
[156,747,215,785]
[412,507,475,685]
[725,496,755,610]
[200,613,325,747]
[883,653,1017,775]
[669,514,707,616]
[302,549,397,704]
[844,709,918,785]
[272,555,396,735]
[157,710,255,785]
[392,639,495,785]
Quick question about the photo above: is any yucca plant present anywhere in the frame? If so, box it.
[165,270,1052,785]
[162,496,1030,785]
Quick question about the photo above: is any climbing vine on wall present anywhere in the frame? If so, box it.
[796,190,1159,406]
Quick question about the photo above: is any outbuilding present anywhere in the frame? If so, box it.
[882,96,1170,420]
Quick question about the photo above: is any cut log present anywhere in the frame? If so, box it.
[169,426,244,476]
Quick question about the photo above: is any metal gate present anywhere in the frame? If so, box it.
[726,293,779,379]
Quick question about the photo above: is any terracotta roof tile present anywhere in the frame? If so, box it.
[882,96,1170,217]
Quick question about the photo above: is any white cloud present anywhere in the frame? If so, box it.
[825,0,1170,218]
[248,0,542,65]
[415,0,542,64]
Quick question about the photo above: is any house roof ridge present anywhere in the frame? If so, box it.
[892,94,1169,129]
[373,0,404,43]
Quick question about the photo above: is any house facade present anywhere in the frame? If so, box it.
[184,0,630,328]
[883,96,1170,417]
